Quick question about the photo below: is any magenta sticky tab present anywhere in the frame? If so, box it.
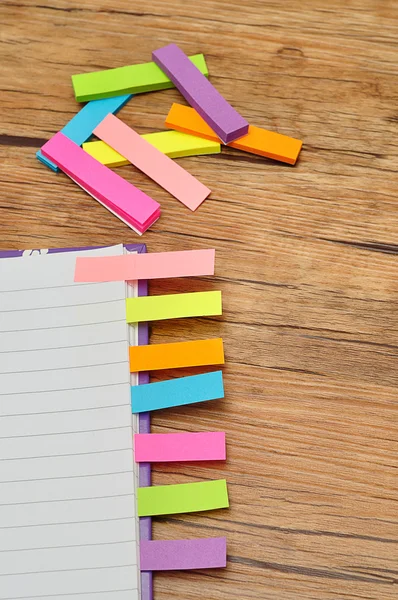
[41,132,161,234]
[134,432,226,463]
[152,44,249,143]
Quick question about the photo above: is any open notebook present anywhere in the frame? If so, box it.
[0,244,152,600]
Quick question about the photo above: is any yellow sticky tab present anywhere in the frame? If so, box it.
[126,290,222,323]
[142,130,221,158]
[82,140,128,167]
[83,131,220,167]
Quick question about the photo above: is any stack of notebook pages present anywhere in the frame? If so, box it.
[0,244,228,600]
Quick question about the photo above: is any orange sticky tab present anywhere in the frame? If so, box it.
[166,104,219,142]
[129,338,224,372]
[165,103,303,165]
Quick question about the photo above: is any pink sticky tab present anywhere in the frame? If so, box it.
[41,132,161,234]
[74,248,215,282]
[134,432,226,463]
[94,114,211,211]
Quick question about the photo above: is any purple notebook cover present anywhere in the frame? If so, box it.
[0,243,153,600]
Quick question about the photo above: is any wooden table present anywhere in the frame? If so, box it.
[1,1,397,598]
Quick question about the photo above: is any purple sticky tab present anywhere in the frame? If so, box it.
[152,44,249,143]
[140,537,227,571]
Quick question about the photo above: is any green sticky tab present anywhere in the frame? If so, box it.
[137,479,229,517]
[126,290,222,323]
[72,54,209,102]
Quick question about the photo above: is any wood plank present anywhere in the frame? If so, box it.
[0,1,397,599]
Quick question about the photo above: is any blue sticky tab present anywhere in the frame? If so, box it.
[131,370,224,413]
[36,149,59,171]
[36,94,133,171]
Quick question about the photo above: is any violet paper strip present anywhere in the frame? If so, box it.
[134,247,153,600]
[140,537,227,571]
[152,43,249,143]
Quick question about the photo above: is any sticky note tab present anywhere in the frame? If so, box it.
[129,338,224,372]
[72,54,209,102]
[141,130,220,158]
[74,249,215,282]
[82,140,130,168]
[140,537,227,570]
[126,290,221,323]
[166,103,303,165]
[40,132,161,235]
[137,479,229,516]
[134,432,226,463]
[131,371,224,413]
[36,94,132,171]
[153,44,248,144]
[82,131,220,167]
[94,114,210,211]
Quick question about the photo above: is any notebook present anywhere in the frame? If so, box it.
[0,243,152,600]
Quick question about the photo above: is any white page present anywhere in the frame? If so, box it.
[0,245,140,600]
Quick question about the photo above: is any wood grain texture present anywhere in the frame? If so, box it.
[1,1,397,598]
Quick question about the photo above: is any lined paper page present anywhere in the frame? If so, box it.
[0,246,140,600]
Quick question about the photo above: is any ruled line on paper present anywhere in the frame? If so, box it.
[0,513,137,529]
[0,320,126,333]
[0,448,133,462]
[1,362,127,375]
[0,339,127,355]
[0,382,130,397]
[0,564,139,577]
[0,426,131,440]
[0,321,129,353]
[0,540,137,553]
[0,493,135,507]
[0,564,139,598]
[1,589,138,600]
[1,403,128,417]
[0,299,128,313]
[0,472,138,507]
[0,470,135,485]
[0,282,109,293]
[0,518,138,554]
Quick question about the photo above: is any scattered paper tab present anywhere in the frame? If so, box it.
[74,249,215,282]
[131,370,224,413]
[166,103,303,165]
[126,290,221,323]
[134,432,226,462]
[140,537,227,570]
[129,338,224,372]
[153,44,249,144]
[94,114,211,211]
[137,479,229,516]
[82,130,220,167]
[72,54,209,102]
[41,133,160,235]
[37,95,132,172]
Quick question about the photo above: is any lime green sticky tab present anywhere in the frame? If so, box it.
[72,54,209,102]
[137,480,229,517]
[126,290,222,323]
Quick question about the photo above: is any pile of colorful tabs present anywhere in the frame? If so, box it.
[37,43,303,234]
